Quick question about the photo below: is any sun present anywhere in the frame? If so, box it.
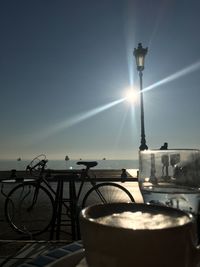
[124,89,139,104]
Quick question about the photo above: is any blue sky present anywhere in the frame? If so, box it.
[0,0,200,160]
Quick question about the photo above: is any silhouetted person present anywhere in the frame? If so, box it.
[160,142,168,150]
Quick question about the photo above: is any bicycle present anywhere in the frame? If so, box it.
[4,154,135,237]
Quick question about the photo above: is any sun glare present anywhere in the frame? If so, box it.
[29,98,125,144]
[125,89,139,104]
[142,60,200,93]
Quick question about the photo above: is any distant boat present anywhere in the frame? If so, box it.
[102,158,106,160]
[65,155,70,161]
[17,157,21,161]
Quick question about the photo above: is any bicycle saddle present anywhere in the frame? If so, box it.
[76,161,98,168]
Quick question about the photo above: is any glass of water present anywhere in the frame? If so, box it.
[139,149,200,215]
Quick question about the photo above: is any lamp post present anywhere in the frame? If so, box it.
[134,43,148,151]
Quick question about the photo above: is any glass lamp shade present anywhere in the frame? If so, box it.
[134,43,148,71]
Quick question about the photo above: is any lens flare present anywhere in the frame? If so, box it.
[124,89,139,104]
[29,98,126,143]
[142,61,200,93]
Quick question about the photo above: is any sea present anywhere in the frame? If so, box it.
[0,159,139,171]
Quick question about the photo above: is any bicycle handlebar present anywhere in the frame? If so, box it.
[26,159,48,174]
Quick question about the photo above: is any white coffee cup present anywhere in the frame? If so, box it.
[80,203,200,267]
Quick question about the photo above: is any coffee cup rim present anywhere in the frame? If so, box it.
[80,203,194,231]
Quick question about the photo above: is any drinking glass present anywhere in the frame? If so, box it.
[138,149,200,215]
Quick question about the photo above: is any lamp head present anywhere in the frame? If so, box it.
[134,43,148,71]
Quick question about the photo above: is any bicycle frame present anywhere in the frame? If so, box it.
[26,157,134,211]
[3,156,135,240]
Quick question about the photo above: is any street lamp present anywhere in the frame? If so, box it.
[134,43,148,151]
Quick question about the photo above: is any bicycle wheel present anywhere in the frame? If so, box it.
[82,182,135,208]
[5,182,54,236]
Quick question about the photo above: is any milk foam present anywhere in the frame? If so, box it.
[92,211,190,230]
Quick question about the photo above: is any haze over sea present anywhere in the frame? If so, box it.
[0,159,139,171]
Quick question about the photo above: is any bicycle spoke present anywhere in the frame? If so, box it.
[95,188,107,203]
[82,183,134,207]
[5,183,54,236]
